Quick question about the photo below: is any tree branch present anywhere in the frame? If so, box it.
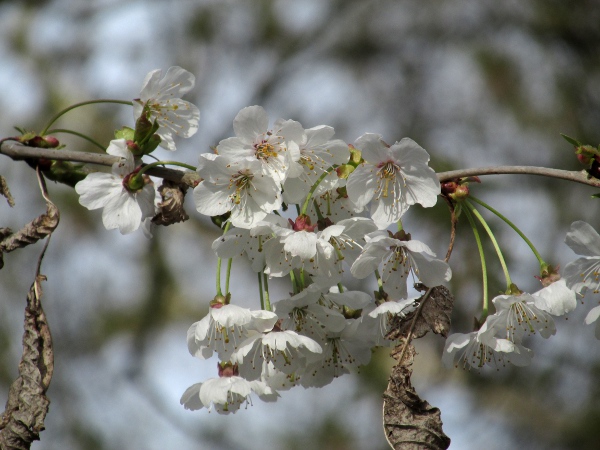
[3,140,599,189]
[437,166,600,188]
[0,141,200,188]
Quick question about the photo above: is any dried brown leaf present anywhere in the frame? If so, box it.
[0,199,59,269]
[387,285,454,342]
[0,263,54,449]
[151,179,189,226]
[383,344,450,450]
[0,176,15,207]
[382,285,455,450]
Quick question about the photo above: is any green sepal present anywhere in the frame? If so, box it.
[211,212,231,229]
[45,161,88,187]
[141,134,161,155]
[560,133,581,147]
[115,126,135,141]
[590,193,600,199]
[126,173,145,191]
[133,110,160,145]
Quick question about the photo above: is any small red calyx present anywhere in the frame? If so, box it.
[218,362,239,377]
[126,140,141,155]
[13,133,60,149]
[575,145,599,166]
[210,293,231,308]
[390,229,411,241]
[441,176,480,201]
[122,166,144,192]
[535,264,561,287]
[289,214,317,232]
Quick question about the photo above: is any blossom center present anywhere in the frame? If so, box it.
[229,171,253,204]
[375,161,401,199]
[300,154,315,170]
[255,141,278,160]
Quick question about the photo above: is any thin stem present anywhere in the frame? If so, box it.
[465,200,512,290]
[300,165,338,215]
[289,270,299,295]
[374,269,384,297]
[225,259,233,294]
[462,206,489,320]
[215,258,223,296]
[46,128,105,151]
[444,200,458,263]
[215,222,232,297]
[262,273,271,311]
[258,272,265,310]
[137,160,197,174]
[469,195,545,267]
[40,99,133,135]
[299,269,306,291]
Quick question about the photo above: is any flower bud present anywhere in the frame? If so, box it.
[210,293,231,308]
[126,140,141,155]
[122,168,145,192]
[218,361,239,377]
[289,214,317,232]
[42,135,60,148]
[575,145,599,168]
[336,164,355,179]
[441,177,479,201]
[535,263,561,287]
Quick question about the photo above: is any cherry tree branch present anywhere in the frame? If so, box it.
[0,141,201,187]
[3,140,599,189]
[437,166,600,188]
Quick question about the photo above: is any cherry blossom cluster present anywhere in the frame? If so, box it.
[181,102,452,412]
[65,67,600,414]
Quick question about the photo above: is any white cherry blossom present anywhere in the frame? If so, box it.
[180,363,274,414]
[282,125,349,204]
[133,66,200,151]
[75,139,155,234]
[212,214,289,272]
[564,220,600,296]
[194,155,282,229]
[232,329,322,381]
[442,327,533,370]
[346,133,440,229]
[300,320,373,388]
[216,106,304,183]
[351,230,451,299]
[187,303,278,361]
[274,284,347,341]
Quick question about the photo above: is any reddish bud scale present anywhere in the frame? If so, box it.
[289,214,317,232]
[122,166,144,192]
[218,362,239,377]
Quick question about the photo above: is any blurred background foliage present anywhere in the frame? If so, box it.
[1,0,600,449]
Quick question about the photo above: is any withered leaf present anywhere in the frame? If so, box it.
[387,285,454,342]
[0,198,59,269]
[151,179,189,226]
[383,344,450,450]
[0,272,54,448]
[0,176,15,207]
[382,285,455,449]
